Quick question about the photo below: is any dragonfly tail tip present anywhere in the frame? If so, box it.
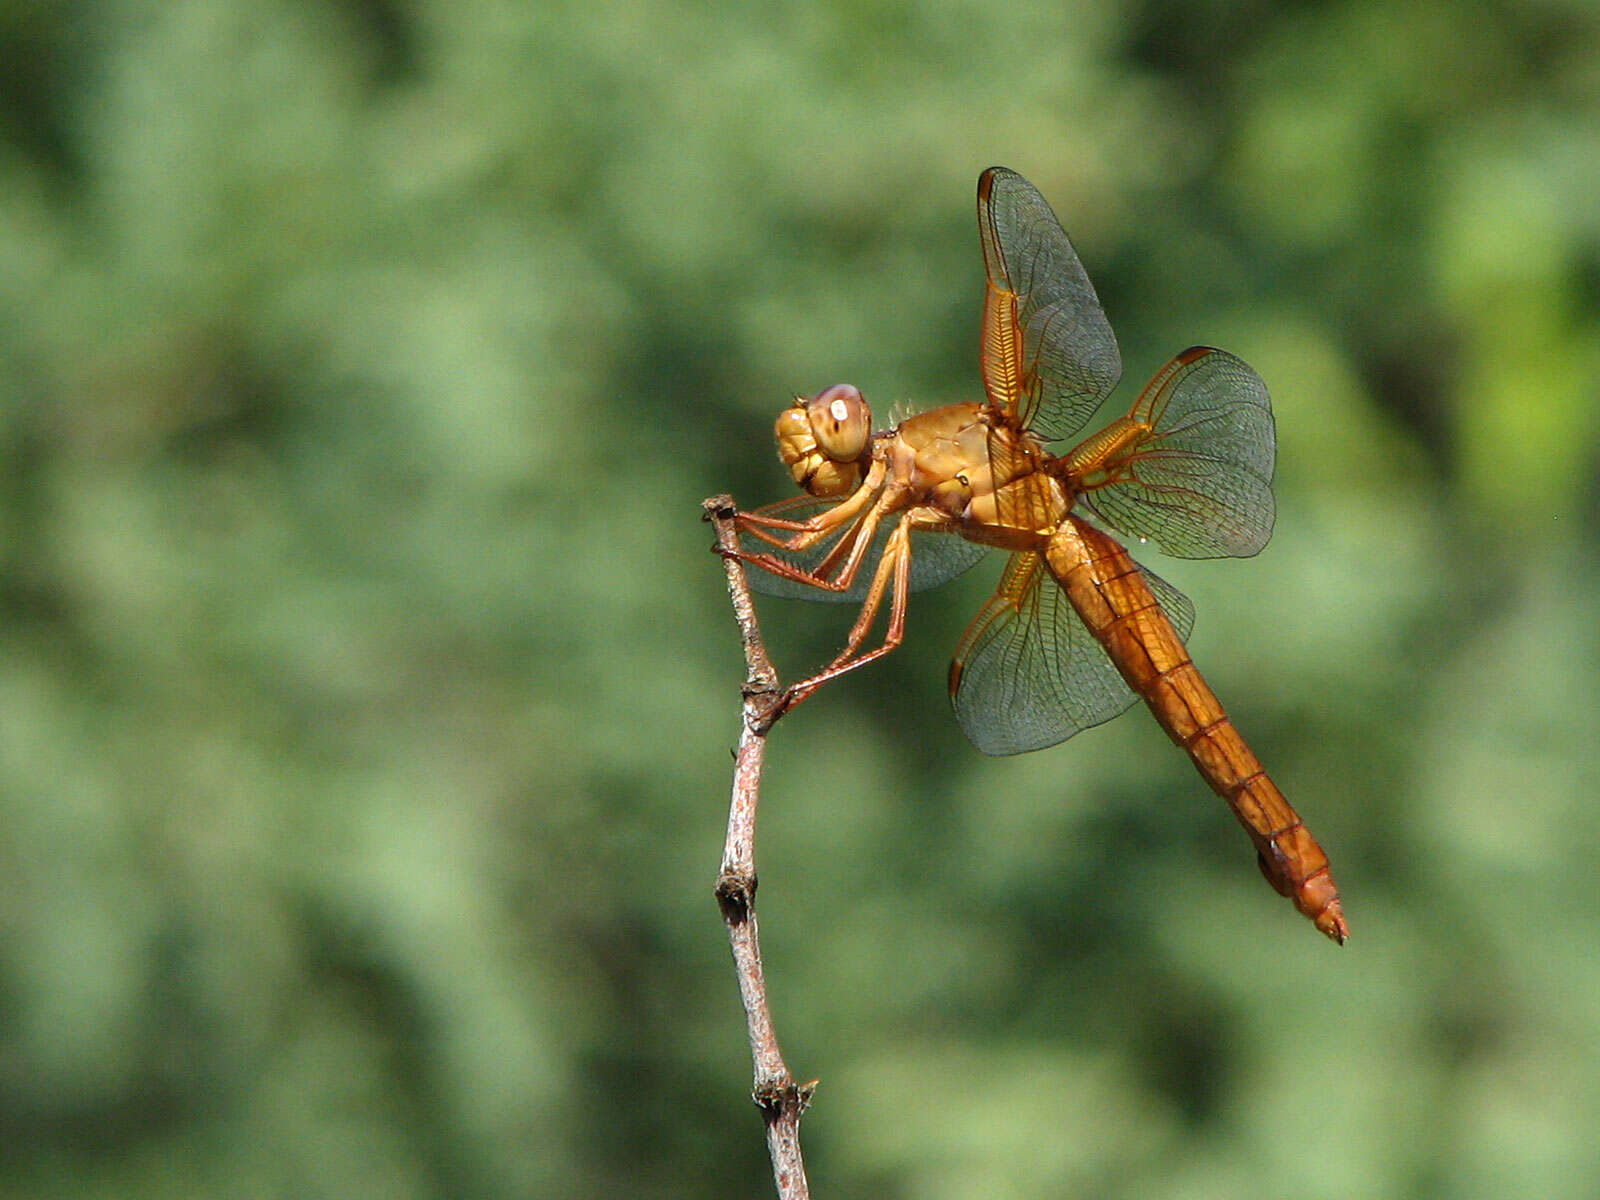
[1315,901,1350,945]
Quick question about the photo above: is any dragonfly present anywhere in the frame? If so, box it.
[730,167,1346,943]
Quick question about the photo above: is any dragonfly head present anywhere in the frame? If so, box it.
[775,384,872,497]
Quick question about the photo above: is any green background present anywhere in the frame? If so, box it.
[3,1,1598,1196]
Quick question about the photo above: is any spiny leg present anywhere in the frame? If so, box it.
[732,483,900,597]
[777,507,943,713]
[733,459,887,552]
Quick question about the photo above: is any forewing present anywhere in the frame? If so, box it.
[742,498,987,603]
[977,167,1122,440]
[1078,347,1276,559]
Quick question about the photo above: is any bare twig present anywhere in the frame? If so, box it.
[703,494,814,1200]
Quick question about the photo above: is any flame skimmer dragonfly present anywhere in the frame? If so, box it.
[731,167,1346,942]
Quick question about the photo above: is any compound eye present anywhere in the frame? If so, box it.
[804,384,871,463]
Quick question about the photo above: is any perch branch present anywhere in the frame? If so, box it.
[704,494,815,1200]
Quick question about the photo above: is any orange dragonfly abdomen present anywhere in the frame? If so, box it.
[1045,516,1348,943]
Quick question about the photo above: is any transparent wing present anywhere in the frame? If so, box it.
[741,497,988,604]
[1143,563,1196,648]
[977,167,1122,441]
[1077,347,1276,559]
[948,550,1195,756]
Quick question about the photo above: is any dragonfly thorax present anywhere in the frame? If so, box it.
[888,405,1065,537]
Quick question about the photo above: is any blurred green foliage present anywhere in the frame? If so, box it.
[0,0,1597,1196]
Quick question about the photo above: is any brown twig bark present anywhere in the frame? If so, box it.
[703,494,815,1200]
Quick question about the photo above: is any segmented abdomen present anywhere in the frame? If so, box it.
[1044,516,1348,943]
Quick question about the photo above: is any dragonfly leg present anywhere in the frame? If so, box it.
[733,460,888,552]
[777,507,937,714]
[735,497,891,597]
